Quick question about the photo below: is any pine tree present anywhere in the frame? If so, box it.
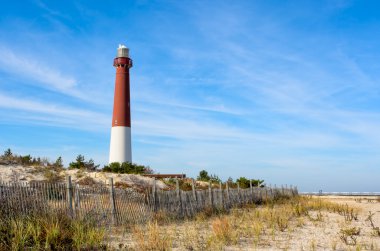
[4,148,12,157]
[54,156,63,168]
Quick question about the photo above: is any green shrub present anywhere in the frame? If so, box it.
[236,177,250,188]
[69,155,99,171]
[102,162,151,174]
[197,170,221,183]
[3,148,12,158]
[53,156,63,169]
[236,177,265,188]
[20,155,32,165]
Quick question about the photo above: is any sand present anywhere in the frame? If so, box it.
[108,196,380,250]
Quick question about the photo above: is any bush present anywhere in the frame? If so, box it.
[163,179,192,191]
[69,155,99,171]
[252,179,265,187]
[69,155,85,169]
[77,176,97,186]
[181,182,192,191]
[53,156,63,169]
[43,170,63,183]
[197,170,221,183]
[339,227,360,245]
[102,162,152,174]
[236,177,265,188]
[236,177,250,189]
[3,148,12,158]
[197,170,210,181]
[20,155,32,165]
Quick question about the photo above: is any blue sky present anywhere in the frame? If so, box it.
[0,0,379,192]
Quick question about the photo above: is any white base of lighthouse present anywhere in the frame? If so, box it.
[109,126,132,163]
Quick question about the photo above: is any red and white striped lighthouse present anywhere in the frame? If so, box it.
[109,44,133,163]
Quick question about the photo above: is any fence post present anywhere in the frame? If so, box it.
[290,185,293,196]
[75,184,80,216]
[152,178,157,213]
[237,183,241,205]
[66,176,73,217]
[226,182,230,207]
[176,178,183,217]
[109,178,117,225]
[191,179,197,201]
[281,185,284,196]
[285,184,288,196]
[250,180,253,203]
[208,181,213,208]
[219,182,223,209]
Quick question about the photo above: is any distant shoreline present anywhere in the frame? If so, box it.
[300,192,380,196]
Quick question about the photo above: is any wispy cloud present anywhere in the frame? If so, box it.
[0,46,90,99]
[0,92,108,131]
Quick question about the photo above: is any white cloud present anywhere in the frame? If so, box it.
[0,46,88,100]
[0,93,108,131]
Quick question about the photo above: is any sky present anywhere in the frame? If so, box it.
[0,0,379,192]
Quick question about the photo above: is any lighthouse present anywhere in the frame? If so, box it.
[109,44,133,164]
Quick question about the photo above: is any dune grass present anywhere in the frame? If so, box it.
[0,212,106,250]
[120,196,376,250]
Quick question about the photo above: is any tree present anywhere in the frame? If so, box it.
[197,170,210,181]
[3,148,12,158]
[69,155,100,170]
[251,179,265,187]
[69,155,84,169]
[76,155,85,164]
[210,174,221,183]
[236,177,250,188]
[84,159,99,171]
[54,156,63,168]
[236,177,265,188]
[197,170,221,183]
[20,155,32,165]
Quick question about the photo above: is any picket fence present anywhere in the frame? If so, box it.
[0,176,297,226]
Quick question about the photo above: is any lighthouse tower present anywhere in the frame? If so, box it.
[109,44,133,164]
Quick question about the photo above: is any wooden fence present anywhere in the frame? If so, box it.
[0,176,297,226]
[149,179,297,219]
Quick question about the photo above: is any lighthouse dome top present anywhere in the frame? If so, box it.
[117,44,129,58]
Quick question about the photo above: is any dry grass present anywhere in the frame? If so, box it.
[132,221,173,251]
[109,196,380,250]
[77,176,97,186]
[209,217,238,245]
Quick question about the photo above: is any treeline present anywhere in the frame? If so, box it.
[0,148,152,174]
[195,169,265,188]
[1,149,264,185]
[0,148,63,169]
